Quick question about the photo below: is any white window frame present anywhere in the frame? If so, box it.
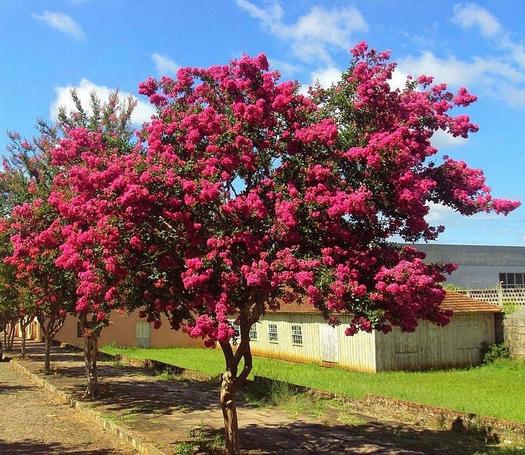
[291,324,303,346]
[249,324,257,341]
[268,323,278,343]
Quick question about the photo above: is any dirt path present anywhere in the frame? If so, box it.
[0,360,136,454]
[5,341,519,454]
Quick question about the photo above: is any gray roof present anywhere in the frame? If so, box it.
[407,243,525,266]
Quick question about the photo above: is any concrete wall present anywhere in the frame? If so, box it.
[444,265,525,289]
[375,313,496,371]
[55,311,204,349]
[409,243,525,289]
[249,313,377,372]
[504,309,525,359]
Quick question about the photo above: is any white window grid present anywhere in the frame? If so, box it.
[268,323,278,343]
[249,324,257,341]
[291,325,303,346]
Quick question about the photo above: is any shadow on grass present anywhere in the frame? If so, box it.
[239,420,523,455]
[0,439,127,455]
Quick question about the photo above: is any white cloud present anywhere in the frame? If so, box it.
[388,68,409,91]
[268,58,301,76]
[50,79,155,125]
[426,202,502,225]
[426,202,456,223]
[431,129,468,149]
[398,51,479,86]
[418,3,525,107]
[307,63,408,95]
[397,50,525,106]
[310,66,341,88]
[32,11,84,40]
[391,4,525,107]
[236,0,367,64]
[152,53,179,75]
[452,3,501,38]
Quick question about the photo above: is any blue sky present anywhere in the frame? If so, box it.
[1,1,524,246]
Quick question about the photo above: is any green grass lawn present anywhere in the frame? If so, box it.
[101,344,525,423]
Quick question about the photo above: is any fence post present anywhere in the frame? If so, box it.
[498,282,504,306]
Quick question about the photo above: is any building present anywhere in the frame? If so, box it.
[411,244,525,289]
[55,310,204,349]
[54,292,501,373]
[246,291,501,372]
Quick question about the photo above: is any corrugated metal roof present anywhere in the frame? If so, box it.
[269,290,502,315]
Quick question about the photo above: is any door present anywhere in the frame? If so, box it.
[136,322,151,347]
[320,324,339,363]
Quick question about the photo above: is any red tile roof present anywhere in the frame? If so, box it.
[441,290,502,313]
[269,290,501,315]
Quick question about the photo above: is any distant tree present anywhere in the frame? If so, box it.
[0,138,34,357]
[2,131,71,369]
[47,91,138,395]
[2,91,136,379]
[47,43,519,454]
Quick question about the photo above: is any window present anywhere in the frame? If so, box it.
[499,273,525,288]
[268,323,278,343]
[249,324,257,341]
[291,325,303,346]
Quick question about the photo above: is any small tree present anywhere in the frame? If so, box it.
[48,91,139,396]
[6,195,74,369]
[49,44,519,453]
[0,225,18,353]
[0,138,33,356]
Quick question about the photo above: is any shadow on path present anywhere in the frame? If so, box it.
[0,439,129,455]
[11,340,524,455]
[240,420,517,455]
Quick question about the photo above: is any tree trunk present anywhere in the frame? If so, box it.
[20,324,26,358]
[8,322,15,350]
[81,314,99,399]
[38,315,64,375]
[220,370,240,455]
[219,316,254,455]
[44,335,52,373]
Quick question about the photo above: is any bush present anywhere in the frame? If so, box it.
[482,343,511,364]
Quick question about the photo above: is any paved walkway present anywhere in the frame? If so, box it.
[3,341,507,454]
[0,357,136,454]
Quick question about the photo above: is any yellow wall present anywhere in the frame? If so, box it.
[249,312,496,372]
[249,313,377,372]
[55,311,204,349]
[375,313,495,371]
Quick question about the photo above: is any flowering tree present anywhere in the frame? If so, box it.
[1,92,136,379]
[0,127,73,365]
[50,43,518,454]
[0,205,19,354]
[2,132,75,370]
[0,142,35,357]
[0,253,18,354]
[48,91,138,395]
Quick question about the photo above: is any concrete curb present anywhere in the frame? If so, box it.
[9,359,166,455]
